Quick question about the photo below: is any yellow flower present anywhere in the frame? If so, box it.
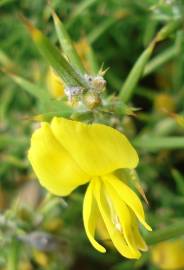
[151,239,184,270]
[46,68,65,98]
[28,117,151,259]
[154,93,175,114]
[33,251,48,267]
[74,38,90,72]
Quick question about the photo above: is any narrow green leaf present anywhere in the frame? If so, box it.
[146,220,184,245]
[43,100,73,116]
[172,31,184,91]
[23,18,89,89]
[155,20,182,42]
[7,72,48,100]
[0,89,13,121]
[88,11,128,44]
[7,72,73,116]
[119,20,182,103]
[52,12,86,74]
[134,136,184,151]
[120,44,154,103]
[67,0,98,29]
[88,16,118,44]
[143,20,158,46]
[172,169,184,196]
[153,111,184,136]
[136,87,156,100]
[7,238,21,270]
[143,46,177,77]
[153,118,177,136]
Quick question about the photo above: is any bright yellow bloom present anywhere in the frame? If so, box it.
[28,117,151,259]
[151,239,184,270]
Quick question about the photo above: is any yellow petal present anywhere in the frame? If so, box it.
[93,178,140,259]
[104,174,152,231]
[104,180,141,257]
[131,214,148,251]
[51,117,139,176]
[28,123,89,196]
[83,181,106,253]
[96,215,112,248]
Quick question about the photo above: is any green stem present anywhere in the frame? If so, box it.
[134,136,184,151]
[88,16,118,44]
[119,20,181,103]
[146,221,184,245]
[120,43,154,102]
[136,87,156,100]
[143,46,177,77]
[7,239,20,270]
[67,0,98,29]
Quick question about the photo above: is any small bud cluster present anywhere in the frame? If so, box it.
[84,74,106,93]
[64,86,83,102]
[64,73,106,109]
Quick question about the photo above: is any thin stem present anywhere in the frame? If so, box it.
[66,0,98,29]
[7,239,20,270]
[143,46,177,77]
[146,220,184,245]
[119,20,181,103]
[88,16,118,44]
[134,136,184,151]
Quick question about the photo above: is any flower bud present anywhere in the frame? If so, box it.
[83,93,101,109]
[64,86,83,102]
[84,74,106,93]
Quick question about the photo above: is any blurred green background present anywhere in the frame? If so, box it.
[1,0,184,269]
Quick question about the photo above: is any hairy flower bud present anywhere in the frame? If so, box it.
[83,93,101,109]
[84,74,106,93]
[64,86,83,102]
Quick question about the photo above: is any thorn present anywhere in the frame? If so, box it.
[98,62,104,75]
[98,65,110,76]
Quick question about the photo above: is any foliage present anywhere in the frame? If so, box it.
[0,0,184,269]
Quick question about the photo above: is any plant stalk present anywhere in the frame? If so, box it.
[146,221,184,245]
